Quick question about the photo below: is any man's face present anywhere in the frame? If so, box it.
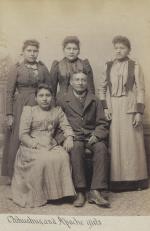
[70,73,88,93]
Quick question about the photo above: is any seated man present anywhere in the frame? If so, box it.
[57,71,110,208]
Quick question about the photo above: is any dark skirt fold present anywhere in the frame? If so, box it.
[110,179,149,192]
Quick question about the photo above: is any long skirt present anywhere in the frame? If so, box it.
[11,145,75,208]
[110,96,148,191]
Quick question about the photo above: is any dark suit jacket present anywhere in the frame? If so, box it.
[57,87,109,141]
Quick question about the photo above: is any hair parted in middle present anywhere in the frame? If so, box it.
[22,39,40,51]
[35,83,53,96]
[62,36,80,49]
[112,35,131,50]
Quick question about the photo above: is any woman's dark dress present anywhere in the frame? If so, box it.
[49,57,95,96]
[1,60,51,178]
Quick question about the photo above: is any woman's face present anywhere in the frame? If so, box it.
[35,88,52,110]
[23,45,39,63]
[114,43,130,60]
[63,43,80,61]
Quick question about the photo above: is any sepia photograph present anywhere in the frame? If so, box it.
[0,0,150,230]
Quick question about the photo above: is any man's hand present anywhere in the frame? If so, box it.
[132,113,143,128]
[63,136,74,152]
[88,135,98,145]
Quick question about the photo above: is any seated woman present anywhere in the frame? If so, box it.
[11,83,75,208]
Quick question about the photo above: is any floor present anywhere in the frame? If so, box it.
[0,179,150,216]
[0,146,150,216]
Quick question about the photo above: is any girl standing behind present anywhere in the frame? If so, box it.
[1,39,51,180]
[49,36,95,97]
[99,35,148,191]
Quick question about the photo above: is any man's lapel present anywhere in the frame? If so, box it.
[83,91,95,112]
[65,87,83,116]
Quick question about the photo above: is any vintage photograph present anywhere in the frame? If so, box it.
[0,0,150,218]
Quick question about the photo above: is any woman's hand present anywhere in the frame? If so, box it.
[31,142,39,149]
[132,113,143,128]
[88,135,98,145]
[104,109,112,121]
[7,115,14,128]
[63,136,74,152]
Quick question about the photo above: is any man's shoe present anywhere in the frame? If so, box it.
[88,190,110,208]
[73,192,86,207]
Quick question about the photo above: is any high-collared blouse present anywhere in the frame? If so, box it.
[6,60,51,115]
[19,105,74,149]
[110,59,128,97]
[99,58,145,114]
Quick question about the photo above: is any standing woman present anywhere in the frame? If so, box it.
[49,36,95,97]
[99,35,148,191]
[1,39,51,180]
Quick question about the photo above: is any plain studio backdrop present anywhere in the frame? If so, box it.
[0,0,150,123]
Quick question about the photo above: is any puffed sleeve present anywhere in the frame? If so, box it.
[43,63,51,86]
[98,63,108,109]
[49,60,59,96]
[38,61,51,86]
[19,106,36,148]
[57,107,74,138]
[6,65,18,115]
[134,61,145,114]
[83,59,95,94]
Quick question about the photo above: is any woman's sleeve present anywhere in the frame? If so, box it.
[134,61,145,114]
[49,60,59,96]
[98,63,108,109]
[19,106,35,148]
[57,107,74,138]
[83,59,95,94]
[6,65,18,115]
[42,63,51,86]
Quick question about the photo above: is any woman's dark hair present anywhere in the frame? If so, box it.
[35,83,53,96]
[62,36,80,49]
[112,35,131,50]
[22,39,40,51]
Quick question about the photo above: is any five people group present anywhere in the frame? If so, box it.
[1,35,148,208]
